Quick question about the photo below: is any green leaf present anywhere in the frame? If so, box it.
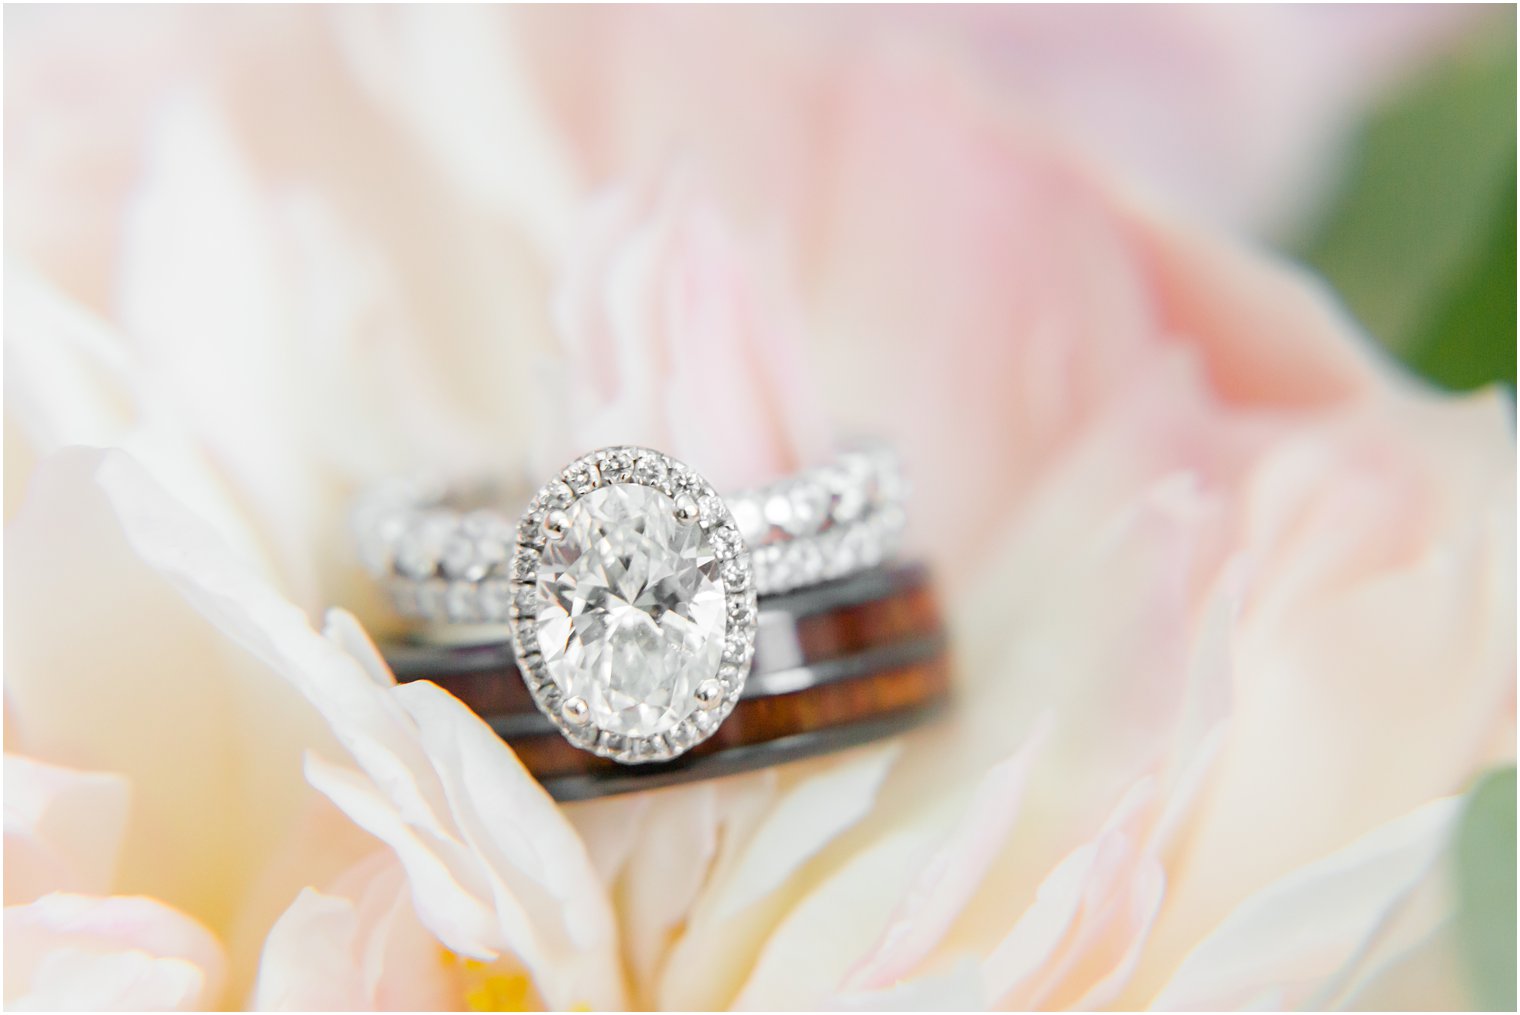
[1453,766,1517,1011]
[1300,10,1516,391]
[1407,173,1517,390]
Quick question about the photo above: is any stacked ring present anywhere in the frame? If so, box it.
[354,442,949,789]
[383,566,950,800]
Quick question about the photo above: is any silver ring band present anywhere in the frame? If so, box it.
[354,443,907,622]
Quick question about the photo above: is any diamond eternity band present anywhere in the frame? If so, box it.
[354,443,907,619]
[353,443,909,764]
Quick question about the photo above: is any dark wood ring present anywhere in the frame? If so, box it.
[509,652,952,800]
[382,564,951,799]
[386,565,942,718]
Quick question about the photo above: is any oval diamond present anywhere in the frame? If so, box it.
[532,482,728,737]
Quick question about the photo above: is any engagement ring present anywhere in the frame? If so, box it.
[355,444,909,764]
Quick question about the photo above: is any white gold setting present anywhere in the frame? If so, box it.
[505,447,758,764]
[357,444,908,627]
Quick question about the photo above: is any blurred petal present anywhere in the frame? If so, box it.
[303,753,501,963]
[1150,797,1461,1009]
[393,681,622,1007]
[831,956,986,1011]
[730,802,965,1009]
[983,778,1161,1009]
[845,722,1047,991]
[252,854,457,1011]
[251,889,368,1011]
[612,783,720,991]
[809,47,1162,562]
[4,755,130,904]
[1131,391,1517,998]
[330,5,580,257]
[3,447,352,998]
[2,262,269,564]
[656,748,895,1009]
[546,174,832,489]
[4,893,226,1011]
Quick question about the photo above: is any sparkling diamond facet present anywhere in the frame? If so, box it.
[532,482,728,737]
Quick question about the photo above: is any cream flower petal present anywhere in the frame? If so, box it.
[611,782,720,991]
[601,770,778,1006]
[730,806,970,1010]
[4,893,227,1011]
[831,956,987,1011]
[303,753,503,963]
[562,793,652,889]
[3,448,351,973]
[654,748,896,1009]
[1131,392,1517,996]
[2,263,271,565]
[250,889,368,1011]
[1149,796,1462,1010]
[715,745,900,922]
[981,777,1160,1008]
[3,755,131,905]
[7,446,615,1005]
[844,721,1048,991]
[118,90,329,609]
[252,855,458,1012]
[392,681,623,1005]
[329,5,581,258]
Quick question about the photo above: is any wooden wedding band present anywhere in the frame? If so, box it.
[384,565,951,799]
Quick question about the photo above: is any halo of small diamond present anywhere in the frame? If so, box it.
[506,447,758,764]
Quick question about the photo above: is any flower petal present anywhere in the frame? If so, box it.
[250,889,367,1011]
[5,893,226,1011]
[3,447,357,993]
[1150,796,1462,1009]
[4,754,130,904]
[391,680,623,1010]
[655,747,897,1009]
[844,721,1048,991]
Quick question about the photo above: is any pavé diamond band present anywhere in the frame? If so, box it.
[353,444,908,764]
[355,443,906,618]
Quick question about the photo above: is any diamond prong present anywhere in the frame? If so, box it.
[674,493,700,525]
[561,696,590,725]
[695,679,723,710]
[542,509,570,539]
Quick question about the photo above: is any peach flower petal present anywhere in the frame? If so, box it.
[1129,391,1517,999]
[298,667,624,1009]
[1150,796,1461,1009]
[844,720,1048,991]
[4,755,131,906]
[653,747,896,1009]
[3,448,352,976]
[252,854,457,1011]
[610,782,721,991]
[251,889,370,1011]
[329,5,581,257]
[4,893,227,1011]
